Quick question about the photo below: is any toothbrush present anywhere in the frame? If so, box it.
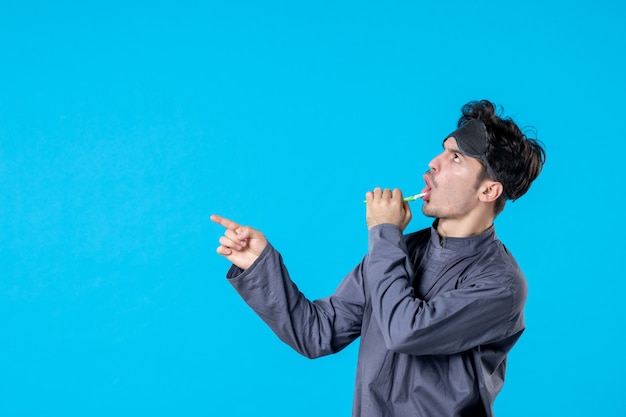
[363,192,427,203]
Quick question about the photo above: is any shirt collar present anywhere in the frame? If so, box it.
[429,220,498,251]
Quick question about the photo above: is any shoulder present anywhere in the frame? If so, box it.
[468,241,528,302]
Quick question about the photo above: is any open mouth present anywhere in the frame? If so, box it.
[421,174,433,200]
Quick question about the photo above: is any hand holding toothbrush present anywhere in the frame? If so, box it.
[365,187,412,231]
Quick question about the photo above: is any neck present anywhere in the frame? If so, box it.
[436,214,494,239]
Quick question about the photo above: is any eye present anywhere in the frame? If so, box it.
[453,153,461,163]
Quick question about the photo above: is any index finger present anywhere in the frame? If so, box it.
[210,214,242,231]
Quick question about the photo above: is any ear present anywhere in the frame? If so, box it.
[478,181,504,203]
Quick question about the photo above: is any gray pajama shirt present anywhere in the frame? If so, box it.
[226,222,527,416]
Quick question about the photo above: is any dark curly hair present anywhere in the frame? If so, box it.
[458,100,546,215]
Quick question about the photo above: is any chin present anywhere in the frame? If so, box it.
[421,205,436,218]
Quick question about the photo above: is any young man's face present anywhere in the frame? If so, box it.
[421,137,486,221]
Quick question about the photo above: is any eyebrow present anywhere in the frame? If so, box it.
[442,142,464,158]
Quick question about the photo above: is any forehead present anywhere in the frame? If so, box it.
[442,137,460,150]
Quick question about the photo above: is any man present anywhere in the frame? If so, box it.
[210,100,546,416]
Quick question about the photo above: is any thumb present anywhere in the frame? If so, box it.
[236,225,253,240]
[235,225,265,243]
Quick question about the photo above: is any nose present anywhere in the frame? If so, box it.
[428,152,441,173]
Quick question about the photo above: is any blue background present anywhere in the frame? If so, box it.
[2,1,625,416]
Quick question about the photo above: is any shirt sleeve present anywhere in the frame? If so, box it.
[226,242,364,359]
[365,224,526,356]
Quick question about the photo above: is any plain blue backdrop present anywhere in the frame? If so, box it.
[2,1,625,416]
